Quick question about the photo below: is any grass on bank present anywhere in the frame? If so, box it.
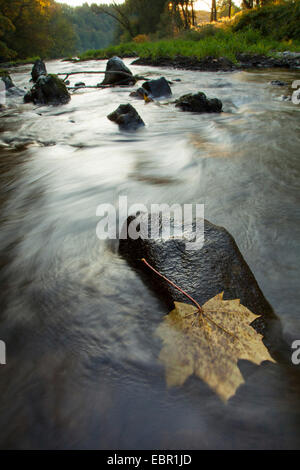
[78,28,300,63]
[1,56,41,68]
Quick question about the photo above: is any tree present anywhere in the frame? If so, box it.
[168,1,197,30]
[242,0,272,9]
[217,0,241,17]
[93,0,169,39]
[0,10,16,60]
[48,4,77,58]
[95,0,199,40]
[92,1,135,39]
[62,3,115,52]
[211,0,217,21]
[0,0,76,61]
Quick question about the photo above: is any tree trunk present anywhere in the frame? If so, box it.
[191,1,196,26]
[211,0,217,22]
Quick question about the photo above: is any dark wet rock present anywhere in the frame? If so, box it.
[175,92,222,113]
[279,95,292,102]
[129,87,147,99]
[24,74,71,105]
[102,56,134,86]
[128,77,172,101]
[65,80,70,85]
[31,59,47,83]
[236,53,300,69]
[107,104,145,131]
[75,81,85,87]
[142,77,172,99]
[270,80,288,86]
[119,213,283,354]
[0,70,14,90]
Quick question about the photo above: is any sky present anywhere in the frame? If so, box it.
[55,0,212,12]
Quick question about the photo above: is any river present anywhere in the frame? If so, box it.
[0,59,299,449]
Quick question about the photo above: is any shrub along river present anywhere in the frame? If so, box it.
[0,59,299,449]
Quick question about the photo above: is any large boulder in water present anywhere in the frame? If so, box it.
[119,212,282,353]
[0,71,14,90]
[102,56,134,86]
[31,59,47,83]
[175,92,222,113]
[24,74,71,105]
[107,104,145,131]
[142,77,172,99]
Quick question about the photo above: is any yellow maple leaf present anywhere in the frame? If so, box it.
[155,293,276,402]
[144,94,154,103]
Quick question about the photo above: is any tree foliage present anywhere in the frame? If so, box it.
[62,3,116,53]
[0,0,76,61]
[242,0,274,9]
[233,0,300,40]
[96,0,199,41]
[217,0,241,18]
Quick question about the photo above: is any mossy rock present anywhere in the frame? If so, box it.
[24,74,71,105]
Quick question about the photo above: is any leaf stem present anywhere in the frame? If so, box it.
[141,258,203,315]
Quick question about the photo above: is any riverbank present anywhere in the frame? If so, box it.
[69,50,300,73]
[131,51,300,72]
[75,30,300,72]
[0,56,41,70]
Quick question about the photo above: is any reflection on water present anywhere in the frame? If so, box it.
[0,60,300,449]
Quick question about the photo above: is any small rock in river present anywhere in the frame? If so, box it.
[142,77,172,99]
[175,92,222,113]
[270,80,288,87]
[107,104,145,131]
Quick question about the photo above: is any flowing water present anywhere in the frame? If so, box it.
[0,59,299,449]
